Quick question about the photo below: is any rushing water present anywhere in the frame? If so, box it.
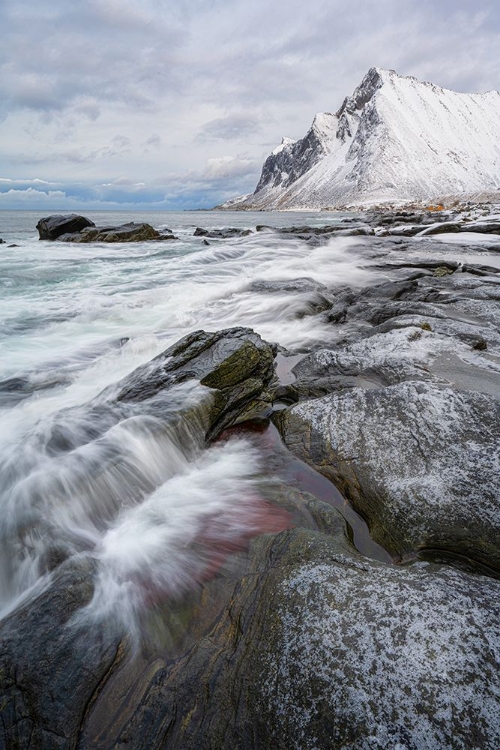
[0,209,382,626]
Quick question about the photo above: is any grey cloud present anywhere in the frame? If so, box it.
[8,135,132,165]
[111,135,131,149]
[0,0,185,117]
[196,113,263,143]
[143,134,162,149]
[3,1,499,122]
[74,101,101,121]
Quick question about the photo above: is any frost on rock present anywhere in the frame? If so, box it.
[282,381,500,567]
[261,559,500,750]
[293,324,500,392]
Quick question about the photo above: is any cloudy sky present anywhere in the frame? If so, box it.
[1,0,499,210]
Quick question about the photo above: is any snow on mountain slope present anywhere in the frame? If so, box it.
[235,68,500,209]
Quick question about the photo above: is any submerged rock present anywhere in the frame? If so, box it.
[36,214,96,240]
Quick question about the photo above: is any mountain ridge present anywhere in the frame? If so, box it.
[225,67,500,209]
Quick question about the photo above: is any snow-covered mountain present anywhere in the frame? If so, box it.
[230,68,500,209]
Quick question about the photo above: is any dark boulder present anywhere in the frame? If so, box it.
[0,557,122,750]
[36,214,95,240]
[58,222,161,243]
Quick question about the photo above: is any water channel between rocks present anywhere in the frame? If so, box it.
[254,352,393,565]
[226,418,394,565]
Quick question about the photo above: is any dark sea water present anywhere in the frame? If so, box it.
[0,208,385,626]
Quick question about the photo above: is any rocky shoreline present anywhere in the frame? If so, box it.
[1,207,500,748]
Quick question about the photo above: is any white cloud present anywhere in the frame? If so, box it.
[0,187,68,204]
[202,156,256,181]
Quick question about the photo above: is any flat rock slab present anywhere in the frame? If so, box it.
[291,325,500,395]
[277,382,500,570]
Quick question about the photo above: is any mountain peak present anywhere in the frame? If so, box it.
[272,137,296,156]
[234,68,500,209]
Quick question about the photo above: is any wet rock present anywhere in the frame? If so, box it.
[273,384,300,404]
[0,326,282,748]
[366,209,457,228]
[58,222,161,243]
[386,225,423,236]
[5,505,500,750]
[134,529,500,750]
[193,227,252,238]
[463,220,500,235]
[247,277,328,294]
[462,263,500,276]
[0,557,122,750]
[113,327,277,436]
[331,226,374,236]
[372,258,460,273]
[365,300,448,326]
[257,225,336,236]
[276,381,500,571]
[36,214,96,240]
[417,222,463,236]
